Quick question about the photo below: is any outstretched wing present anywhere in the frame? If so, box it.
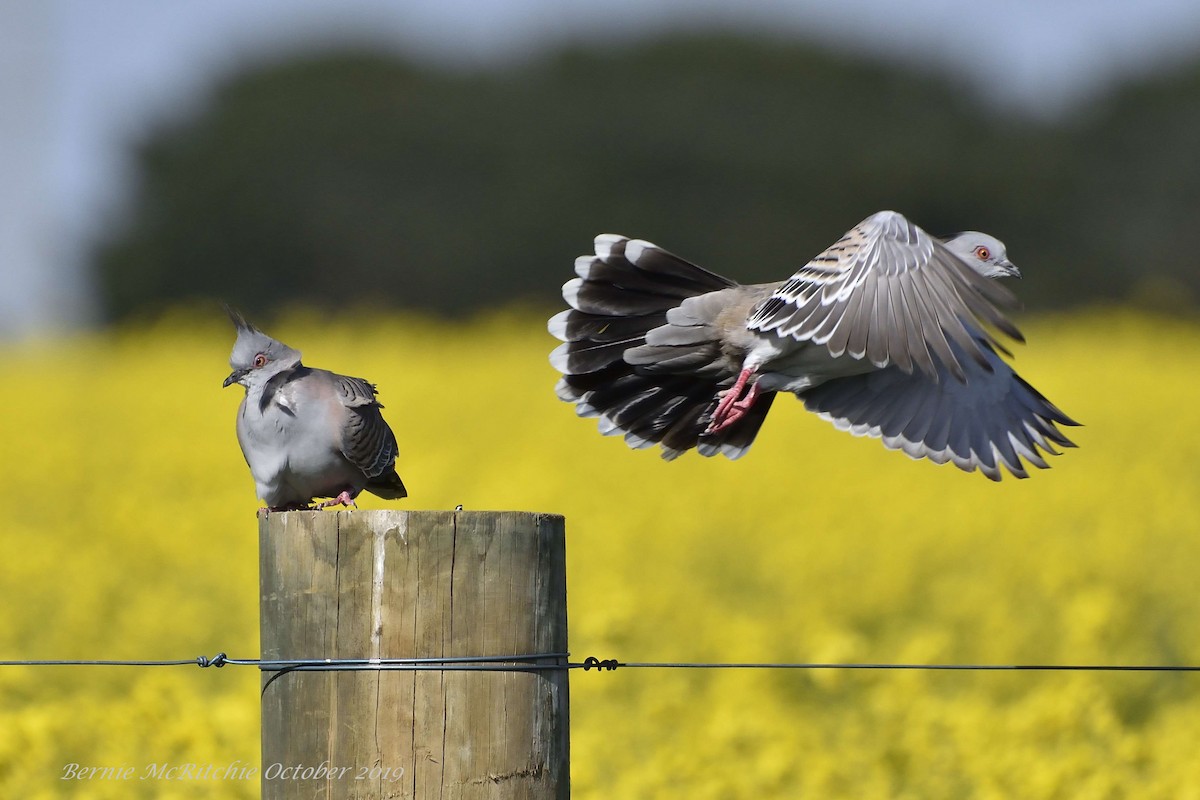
[748,210,1022,382]
[799,338,1079,480]
[333,374,399,479]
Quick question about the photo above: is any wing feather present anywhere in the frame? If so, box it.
[747,210,1022,379]
[799,337,1079,480]
[331,373,399,479]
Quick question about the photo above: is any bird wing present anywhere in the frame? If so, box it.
[799,337,1079,480]
[747,210,1023,381]
[330,373,399,479]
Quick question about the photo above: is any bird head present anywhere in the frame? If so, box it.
[222,306,302,390]
[943,232,1021,279]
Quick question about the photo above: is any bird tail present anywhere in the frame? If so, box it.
[367,470,408,500]
[549,234,776,460]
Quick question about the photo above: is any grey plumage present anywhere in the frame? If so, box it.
[223,309,406,509]
[549,210,1078,479]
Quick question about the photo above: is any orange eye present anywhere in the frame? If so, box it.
[974,246,990,261]
[253,353,268,368]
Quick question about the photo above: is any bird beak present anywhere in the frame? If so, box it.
[223,368,248,388]
[999,259,1021,279]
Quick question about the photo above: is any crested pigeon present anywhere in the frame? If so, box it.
[222,310,407,510]
[549,210,1078,480]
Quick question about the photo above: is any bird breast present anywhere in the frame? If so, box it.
[237,385,360,504]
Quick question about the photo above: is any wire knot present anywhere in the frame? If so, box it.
[197,652,228,668]
[581,656,619,672]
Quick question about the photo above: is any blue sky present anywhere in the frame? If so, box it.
[4,0,1200,336]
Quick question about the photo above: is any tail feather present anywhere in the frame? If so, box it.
[697,392,776,459]
[618,239,734,289]
[659,402,712,459]
[366,470,408,500]
[562,277,682,317]
[606,377,698,431]
[549,234,774,460]
[549,309,665,343]
[574,255,717,297]
[550,336,645,375]
[564,368,656,418]
[624,343,725,373]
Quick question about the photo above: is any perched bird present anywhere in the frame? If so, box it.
[549,210,1078,480]
[222,310,407,510]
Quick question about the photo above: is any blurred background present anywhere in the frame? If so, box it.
[3,2,1200,798]
[3,0,1200,338]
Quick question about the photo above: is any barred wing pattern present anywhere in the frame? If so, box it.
[333,373,399,480]
[748,210,1023,381]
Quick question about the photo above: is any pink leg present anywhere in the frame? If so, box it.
[707,367,761,434]
[317,490,359,510]
[709,368,754,427]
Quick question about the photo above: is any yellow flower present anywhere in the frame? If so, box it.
[1,308,1198,798]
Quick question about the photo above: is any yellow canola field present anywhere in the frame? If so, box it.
[0,309,1198,799]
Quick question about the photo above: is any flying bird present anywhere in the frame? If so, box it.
[223,310,407,510]
[548,210,1078,480]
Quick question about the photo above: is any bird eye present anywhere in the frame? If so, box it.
[253,353,268,368]
[974,246,991,261]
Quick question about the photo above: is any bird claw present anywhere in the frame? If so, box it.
[316,490,358,510]
[706,398,756,434]
[706,368,761,434]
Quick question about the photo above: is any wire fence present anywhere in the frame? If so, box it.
[3,653,1200,674]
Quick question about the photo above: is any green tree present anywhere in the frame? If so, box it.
[94,34,1199,321]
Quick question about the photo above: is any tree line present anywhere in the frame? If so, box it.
[95,33,1200,322]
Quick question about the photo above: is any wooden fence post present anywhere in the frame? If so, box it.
[259,509,569,799]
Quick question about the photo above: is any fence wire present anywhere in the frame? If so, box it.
[2,653,1199,673]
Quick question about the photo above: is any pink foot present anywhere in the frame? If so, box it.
[709,367,754,428]
[317,490,359,510]
[707,368,762,434]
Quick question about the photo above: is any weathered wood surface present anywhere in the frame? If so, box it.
[260,509,569,799]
